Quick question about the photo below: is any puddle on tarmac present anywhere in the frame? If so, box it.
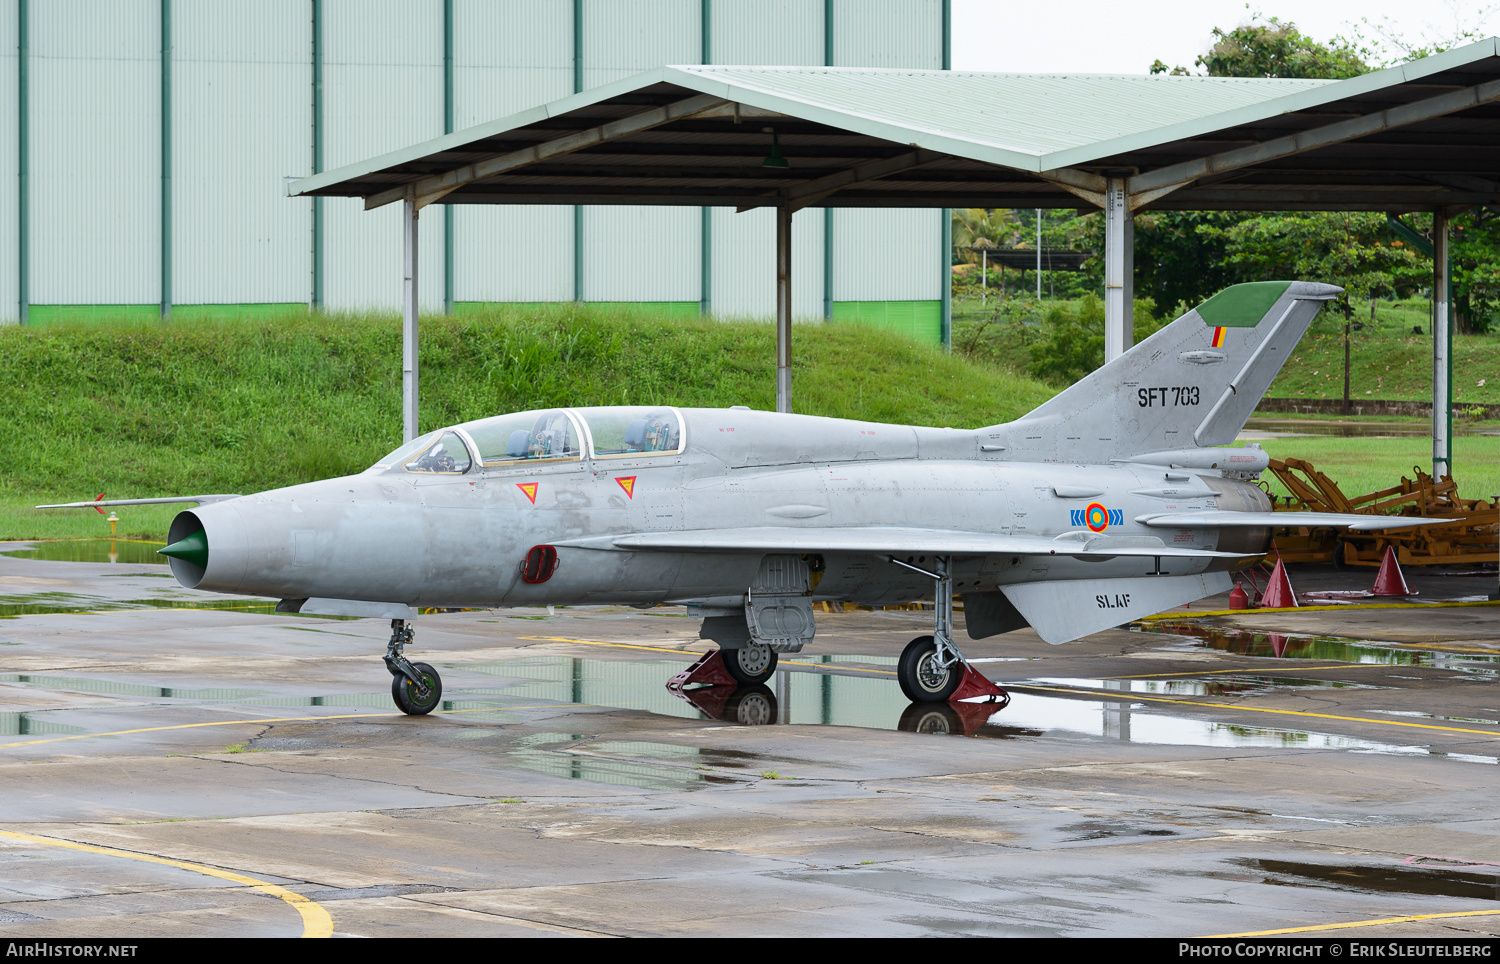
[505,732,748,789]
[2,540,167,565]
[8,652,1495,792]
[1031,676,1384,698]
[1371,708,1500,725]
[1140,622,1500,675]
[0,674,268,701]
[0,712,85,737]
[1244,859,1500,901]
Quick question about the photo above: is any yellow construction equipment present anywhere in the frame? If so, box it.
[1263,458,1499,567]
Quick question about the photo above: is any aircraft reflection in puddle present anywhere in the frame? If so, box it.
[449,655,1489,757]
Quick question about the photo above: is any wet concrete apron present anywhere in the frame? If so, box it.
[0,547,1498,937]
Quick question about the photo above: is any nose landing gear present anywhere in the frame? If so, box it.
[385,619,442,715]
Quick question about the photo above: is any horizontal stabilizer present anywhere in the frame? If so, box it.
[1137,511,1448,532]
[36,495,241,509]
[1001,572,1232,645]
[601,526,1253,559]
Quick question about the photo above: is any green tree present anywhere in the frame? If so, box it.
[1194,15,1369,79]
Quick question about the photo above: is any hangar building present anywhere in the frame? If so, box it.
[1,0,950,340]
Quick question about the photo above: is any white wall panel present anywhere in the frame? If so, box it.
[832,209,939,301]
[453,0,573,303]
[31,0,159,305]
[581,0,700,88]
[578,2,700,303]
[173,0,311,305]
[456,207,573,302]
[454,0,571,126]
[710,0,823,65]
[582,206,699,302]
[832,0,942,68]
[710,206,823,319]
[0,8,18,321]
[324,0,444,311]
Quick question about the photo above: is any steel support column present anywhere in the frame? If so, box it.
[17,0,27,325]
[1103,178,1134,362]
[402,196,420,442]
[160,0,171,319]
[442,0,454,316]
[1433,210,1452,477]
[311,0,324,310]
[776,203,792,413]
[940,208,951,350]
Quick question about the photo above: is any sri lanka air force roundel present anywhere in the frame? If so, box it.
[1070,502,1124,532]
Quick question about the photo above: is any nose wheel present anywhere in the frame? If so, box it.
[384,619,442,716]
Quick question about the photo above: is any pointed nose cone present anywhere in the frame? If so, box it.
[158,529,208,569]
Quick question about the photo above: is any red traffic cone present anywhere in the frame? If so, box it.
[1260,558,1299,608]
[1370,546,1414,597]
[1267,633,1289,658]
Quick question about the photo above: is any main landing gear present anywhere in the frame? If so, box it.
[887,555,1008,705]
[385,619,442,715]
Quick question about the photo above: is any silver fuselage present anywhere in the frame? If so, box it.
[165,408,1255,609]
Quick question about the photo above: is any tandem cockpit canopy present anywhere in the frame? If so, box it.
[367,406,685,473]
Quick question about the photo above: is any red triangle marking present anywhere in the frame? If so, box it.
[616,476,637,499]
[516,482,538,504]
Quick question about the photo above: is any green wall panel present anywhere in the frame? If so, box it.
[831,300,941,343]
[27,303,307,325]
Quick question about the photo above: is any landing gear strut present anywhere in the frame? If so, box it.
[888,555,1007,705]
[385,619,442,715]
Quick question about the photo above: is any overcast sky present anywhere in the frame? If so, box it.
[951,0,1498,75]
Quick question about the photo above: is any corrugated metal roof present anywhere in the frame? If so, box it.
[289,38,1500,213]
[667,66,1327,169]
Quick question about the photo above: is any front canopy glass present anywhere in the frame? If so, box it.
[457,409,581,465]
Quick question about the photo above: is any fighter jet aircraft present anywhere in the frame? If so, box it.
[43,281,1439,715]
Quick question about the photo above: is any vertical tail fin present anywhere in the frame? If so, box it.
[991,281,1341,464]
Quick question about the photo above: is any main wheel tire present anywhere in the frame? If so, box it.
[898,635,961,703]
[392,661,443,715]
[722,686,778,726]
[722,643,777,685]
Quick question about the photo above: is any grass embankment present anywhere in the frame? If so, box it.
[1,305,1055,541]
[1253,436,1500,505]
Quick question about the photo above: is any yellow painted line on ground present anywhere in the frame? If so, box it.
[1208,908,1500,937]
[0,828,333,938]
[1015,683,1500,738]
[520,634,698,656]
[1142,599,1500,619]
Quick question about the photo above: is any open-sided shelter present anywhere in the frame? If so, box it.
[292,39,1500,474]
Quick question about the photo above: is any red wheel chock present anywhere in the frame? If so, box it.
[949,663,1010,705]
[666,650,738,690]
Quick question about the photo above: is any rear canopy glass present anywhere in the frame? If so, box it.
[576,407,683,458]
